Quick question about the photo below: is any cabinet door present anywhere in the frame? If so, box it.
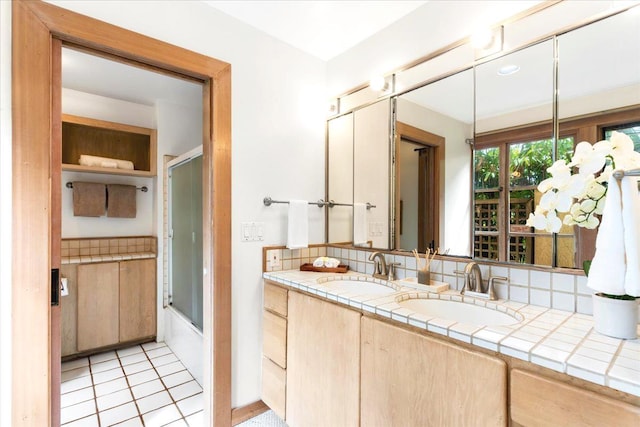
[77,262,120,351]
[361,317,508,427]
[60,264,78,357]
[119,258,156,342]
[286,292,361,427]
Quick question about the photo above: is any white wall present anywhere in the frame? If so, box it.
[0,0,11,424]
[397,98,472,256]
[45,0,326,408]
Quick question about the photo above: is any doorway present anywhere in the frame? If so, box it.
[11,1,231,426]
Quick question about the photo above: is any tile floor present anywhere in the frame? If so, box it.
[61,342,204,426]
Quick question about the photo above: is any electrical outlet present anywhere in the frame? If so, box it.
[270,251,281,268]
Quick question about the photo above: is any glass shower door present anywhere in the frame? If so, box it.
[169,153,203,330]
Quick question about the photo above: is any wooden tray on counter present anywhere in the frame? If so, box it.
[300,263,349,273]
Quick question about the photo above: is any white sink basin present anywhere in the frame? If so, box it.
[319,278,399,295]
[397,297,522,326]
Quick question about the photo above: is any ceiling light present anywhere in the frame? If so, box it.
[369,75,389,92]
[497,64,520,76]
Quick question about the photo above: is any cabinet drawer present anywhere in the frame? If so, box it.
[262,356,286,420]
[263,310,287,368]
[264,283,287,317]
[511,369,640,427]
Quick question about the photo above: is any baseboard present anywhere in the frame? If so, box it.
[231,400,269,426]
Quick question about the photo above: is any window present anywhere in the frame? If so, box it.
[473,107,640,268]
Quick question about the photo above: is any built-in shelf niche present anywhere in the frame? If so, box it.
[62,114,157,177]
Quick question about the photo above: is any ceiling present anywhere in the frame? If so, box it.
[203,0,428,61]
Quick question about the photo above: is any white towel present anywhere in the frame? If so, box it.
[353,203,367,246]
[587,176,626,294]
[286,200,308,249]
[79,154,134,170]
[621,176,640,296]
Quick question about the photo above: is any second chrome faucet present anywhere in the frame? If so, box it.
[369,252,400,281]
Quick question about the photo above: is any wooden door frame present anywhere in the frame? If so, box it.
[394,122,444,251]
[12,1,232,426]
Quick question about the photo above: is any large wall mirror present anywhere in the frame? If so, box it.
[326,5,640,270]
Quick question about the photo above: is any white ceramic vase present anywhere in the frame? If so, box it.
[592,293,639,340]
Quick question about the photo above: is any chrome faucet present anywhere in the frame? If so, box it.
[455,261,507,301]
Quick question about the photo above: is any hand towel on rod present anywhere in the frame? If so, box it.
[107,184,137,218]
[353,202,368,246]
[287,200,308,249]
[587,175,626,295]
[72,182,106,217]
[621,176,640,296]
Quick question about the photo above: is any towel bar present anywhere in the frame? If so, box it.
[263,196,375,209]
[613,168,640,180]
[66,182,148,192]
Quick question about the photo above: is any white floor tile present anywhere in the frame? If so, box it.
[176,393,203,417]
[131,378,165,400]
[123,360,153,376]
[90,351,117,364]
[141,404,182,427]
[92,367,125,385]
[61,400,96,425]
[119,352,148,366]
[156,361,186,377]
[127,368,159,387]
[113,417,144,426]
[142,341,167,351]
[61,375,93,394]
[91,358,121,374]
[98,401,138,427]
[161,370,193,388]
[116,345,144,358]
[115,417,144,427]
[168,381,202,402]
[136,390,172,414]
[164,419,188,427]
[62,414,99,427]
[61,386,95,408]
[184,411,203,427]
[62,366,91,382]
[94,377,129,397]
[150,354,178,368]
[145,346,172,359]
[96,388,133,411]
[62,358,89,372]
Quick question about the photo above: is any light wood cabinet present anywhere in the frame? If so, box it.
[77,262,120,351]
[361,317,508,427]
[64,258,156,356]
[511,369,640,427]
[62,114,157,177]
[262,282,288,420]
[286,291,361,427]
[119,259,156,342]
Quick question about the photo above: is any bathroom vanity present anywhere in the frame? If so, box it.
[60,237,157,358]
[262,271,640,426]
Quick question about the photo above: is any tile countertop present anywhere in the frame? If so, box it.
[62,252,157,264]
[263,269,640,398]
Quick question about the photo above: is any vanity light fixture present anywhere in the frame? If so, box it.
[497,64,520,76]
[472,26,503,59]
[327,99,339,116]
[370,75,389,92]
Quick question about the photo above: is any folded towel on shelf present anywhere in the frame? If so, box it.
[587,176,626,294]
[72,182,106,217]
[312,257,341,268]
[286,200,308,249]
[353,202,367,246]
[79,154,134,170]
[107,184,137,218]
[621,176,640,296]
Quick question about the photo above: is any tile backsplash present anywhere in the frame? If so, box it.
[62,236,157,260]
[263,244,592,315]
